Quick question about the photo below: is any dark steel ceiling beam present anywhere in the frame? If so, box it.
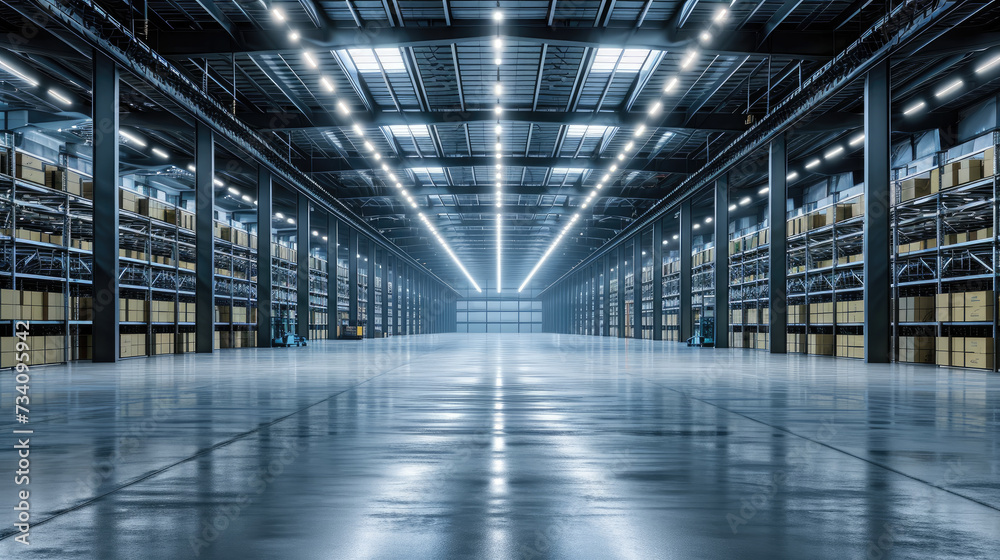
[294,154,704,174]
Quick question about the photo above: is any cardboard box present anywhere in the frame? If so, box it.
[958,159,984,185]
[940,163,961,189]
[900,178,933,201]
[986,147,995,177]
[44,167,64,190]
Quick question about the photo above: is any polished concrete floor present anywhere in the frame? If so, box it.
[1,333,999,559]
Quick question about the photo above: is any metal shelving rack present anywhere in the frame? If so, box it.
[214,226,257,349]
[891,130,998,370]
[728,225,770,350]
[271,238,298,341]
[661,252,680,341]
[308,255,328,340]
[336,257,349,336]
[786,192,865,358]
[691,245,716,343]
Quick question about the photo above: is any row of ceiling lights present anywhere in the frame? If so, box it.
[518,1,736,292]
[269,2,482,291]
[494,5,504,293]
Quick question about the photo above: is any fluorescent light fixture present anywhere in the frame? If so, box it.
[602,174,610,181]
[495,57,502,66]
[495,152,502,159]
[705,217,713,223]
[401,189,409,196]
[787,171,799,181]
[805,159,821,169]
[381,163,389,171]
[728,204,737,211]
[609,164,617,172]
[312,231,318,236]
[374,153,382,160]
[825,146,845,159]
[596,183,603,190]
[649,101,662,115]
[759,186,769,194]
[617,153,625,160]
[364,141,374,151]
[303,51,318,68]
[975,53,1000,74]
[714,8,728,23]
[496,201,502,207]
[495,124,502,134]
[213,178,224,187]
[271,8,285,21]
[903,101,926,116]
[664,77,678,93]
[681,50,698,69]
[625,141,634,151]
[739,196,751,206]
[495,83,502,95]
[494,106,503,115]
[663,239,668,244]
[287,218,295,224]
[47,89,71,105]
[497,213,502,292]
[119,129,147,147]
[228,187,239,195]
[634,124,646,137]
[0,58,38,85]
[353,123,364,136]
[673,234,679,239]
[493,10,503,21]
[322,236,328,241]
[694,223,701,229]
[493,38,502,49]
[700,31,712,44]
[320,77,334,92]
[395,182,403,188]
[187,164,196,172]
[495,172,502,179]
[935,79,963,98]
[495,163,501,169]
[289,31,300,42]
[495,142,502,151]
[242,195,252,202]
[849,134,865,146]
[337,101,350,114]
[152,148,169,159]
[275,212,285,219]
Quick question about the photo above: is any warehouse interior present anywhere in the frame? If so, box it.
[2,0,1000,558]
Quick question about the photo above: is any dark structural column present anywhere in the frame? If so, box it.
[367,239,376,338]
[652,220,663,341]
[769,135,788,354]
[679,201,693,342]
[348,227,358,325]
[195,121,215,353]
[256,167,272,347]
[92,51,119,362]
[296,194,310,339]
[617,245,626,338]
[327,216,337,340]
[633,235,642,338]
[714,175,730,348]
[865,59,892,363]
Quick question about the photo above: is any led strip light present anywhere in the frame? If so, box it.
[268,2,482,291]
[518,1,736,292]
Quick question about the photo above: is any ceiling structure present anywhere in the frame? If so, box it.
[2,0,1000,290]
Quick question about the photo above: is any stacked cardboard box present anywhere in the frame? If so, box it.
[943,227,993,246]
[835,335,865,358]
[15,152,45,185]
[178,302,196,323]
[897,296,935,322]
[986,147,995,177]
[118,299,148,323]
[179,332,196,353]
[936,290,994,322]
[0,334,65,367]
[730,309,743,324]
[9,228,64,245]
[898,336,934,363]
[836,300,865,323]
[70,238,93,251]
[214,222,233,242]
[70,296,93,320]
[836,253,864,265]
[65,170,92,199]
[215,305,231,323]
[150,300,175,323]
[175,210,196,231]
[787,333,806,352]
[138,198,172,222]
[808,302,834,324]
[898,178,935,202]
[807,334,834,355]
[693,247,715,267]
[788,305,807,324]
[154,333,176,355]
[179,260,196,271]
[958,159,984,185]
[119,189,140,212]
[897,238,937,254]
[44,165,63,190]
[755,333,768,350]
[0,289,65,320]
[120,333,147,358]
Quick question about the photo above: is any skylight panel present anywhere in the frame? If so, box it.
[591,48,651,73]
[566,125,610,138]
[348,48,406,73]
[388,125,430,137]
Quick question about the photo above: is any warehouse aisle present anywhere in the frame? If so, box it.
[2,334,999,559]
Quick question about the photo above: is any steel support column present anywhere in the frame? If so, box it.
[652,220,663,340]
[864,59,892,363]
[679,201,693,342]
[769,136,788,354]
[714,175,730,348]
[195,121,215,353]
[91,51,119,363]
[296,194,310,339]
[256,167,273,347]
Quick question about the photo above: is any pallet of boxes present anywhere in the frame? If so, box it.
[936,290,994,369]
[897,296,936,364]
[0,289,67,367]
